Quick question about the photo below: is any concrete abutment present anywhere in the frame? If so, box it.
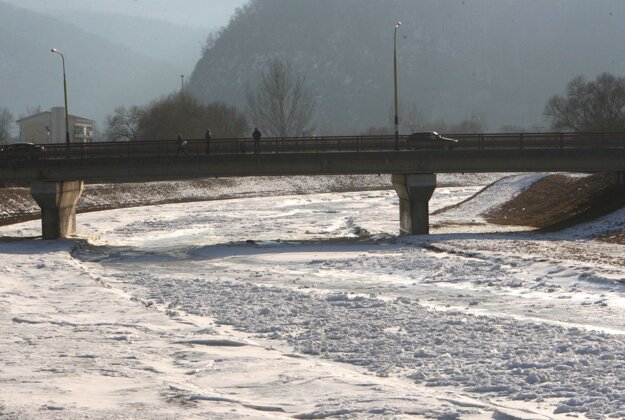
[392,173,436,235]
[30,181,84,239]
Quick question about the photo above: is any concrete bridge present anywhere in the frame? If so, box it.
[1,132,625,239]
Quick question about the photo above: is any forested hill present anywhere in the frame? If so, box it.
[0,1,179,125]
[189,0,625,134]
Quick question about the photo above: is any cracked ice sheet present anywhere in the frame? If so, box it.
[3,183,625,417]
[0,239,510,419]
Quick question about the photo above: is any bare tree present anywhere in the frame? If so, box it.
[0,107,14,144]
[25,105,41,117]
[399,101,426,134]
[246,58,315,137]
[386,101,426,133]
[545,73,625,132]
[368,111,486,136]
[448,115,487,133]
[499,124,527,133]
[428,115,486,134]
[104,106,143,141]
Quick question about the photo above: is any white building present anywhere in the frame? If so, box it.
[17,107,94,144]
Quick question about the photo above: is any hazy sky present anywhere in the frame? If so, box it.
[2,0,249,28]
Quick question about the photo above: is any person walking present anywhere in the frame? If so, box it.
[176,133,187,156]
[239,139,246,155]
[205,129,212,154]
[252,127,261,154]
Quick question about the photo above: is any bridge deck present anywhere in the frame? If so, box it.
[1,133,625,183]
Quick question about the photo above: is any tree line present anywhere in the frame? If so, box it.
[105,93,248,141]
[3,69,625,145]
[105,58,315,142]
[545,73,625,132]
[105,69,625,143]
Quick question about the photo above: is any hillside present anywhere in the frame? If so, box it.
[0,2,179,126]
[2,0,247,29]
[46,10,207,75]
[189,0,625,134]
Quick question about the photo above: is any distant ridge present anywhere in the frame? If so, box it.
[189,0,625,134]
[46,10,207,74]
[0,1,180,126]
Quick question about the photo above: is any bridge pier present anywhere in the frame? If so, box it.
[611,172,625,186]
[392,173,436,235]
[30,181,84,239]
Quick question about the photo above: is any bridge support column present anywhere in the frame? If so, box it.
[31,181,84,239]
[610,172,625,186]
[392,174,436,235]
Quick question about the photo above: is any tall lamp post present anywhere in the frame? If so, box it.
[393,21,401,150]
[51,48,70,145]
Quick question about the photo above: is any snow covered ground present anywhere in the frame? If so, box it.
[2,174,625,419]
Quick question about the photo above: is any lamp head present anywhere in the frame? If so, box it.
[395,22,402,29]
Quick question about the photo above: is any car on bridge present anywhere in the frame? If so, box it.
[407,132,458,150]
[0,142,46,160]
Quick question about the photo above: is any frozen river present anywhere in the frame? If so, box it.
[2,180,625,418]
[77,187,625,334]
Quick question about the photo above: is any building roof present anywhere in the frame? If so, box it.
[17,110,94,124]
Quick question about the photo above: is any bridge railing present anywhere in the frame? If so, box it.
[24,135,404,160]
[2,132,625,161]
[446,132,625,150]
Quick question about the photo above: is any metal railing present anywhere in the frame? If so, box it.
[2,132,625,161]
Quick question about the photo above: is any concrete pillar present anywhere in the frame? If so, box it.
[610,172,625,186]
[30,181,84,239]
[392,173,436,235]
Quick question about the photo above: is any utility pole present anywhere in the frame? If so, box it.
[51,48,70,144]
[393,21,402,150]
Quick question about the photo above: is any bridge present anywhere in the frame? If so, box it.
[2,132,625,239]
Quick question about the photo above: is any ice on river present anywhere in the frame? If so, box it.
[2,174,625,418]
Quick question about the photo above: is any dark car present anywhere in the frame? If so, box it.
[407,131,458,150]
[0,142,46,160]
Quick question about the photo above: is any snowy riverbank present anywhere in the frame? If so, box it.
[0,173,505,226]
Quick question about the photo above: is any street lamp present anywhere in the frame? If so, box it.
[393,21,401,150]
[51,48,70,144]
[180,74,184,91]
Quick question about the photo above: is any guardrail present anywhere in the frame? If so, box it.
[2,132,625,161]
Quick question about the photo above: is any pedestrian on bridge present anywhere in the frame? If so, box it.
[205,129,212,154]
[239,139,246,155]
[252,127,261,154]
[176,133,187,156]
